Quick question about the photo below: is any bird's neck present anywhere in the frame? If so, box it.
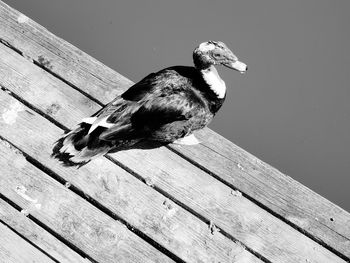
[200,65,226,99]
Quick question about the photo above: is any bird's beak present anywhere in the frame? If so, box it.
[223,60,248,74]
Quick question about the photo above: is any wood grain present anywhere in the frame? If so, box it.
[0,40,346,263]
[0,1,133,103]
[0,0,349,259]
[0,222,56,263]
[172,128,350,256]
[0,198,89,263]
[0,3,348,259]
[0,56,262,262]
[0,132,174,263]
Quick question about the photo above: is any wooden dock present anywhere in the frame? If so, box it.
[0,2,349,262]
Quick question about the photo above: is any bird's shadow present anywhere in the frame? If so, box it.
[86,140,168,168]
[108,140,167,153]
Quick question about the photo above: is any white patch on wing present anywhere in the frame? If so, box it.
[201,67,226,99]
[88,116,114,134]
[198,42,216,52]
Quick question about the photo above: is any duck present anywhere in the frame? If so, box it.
[52,40,247,166]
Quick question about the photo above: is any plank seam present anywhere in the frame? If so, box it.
[32,60,105,106]
[167,147,350,262]
[0,85,68,132]
[0,218,60,263]
[0,136,185,263]
[0,192,96,263]
[105,156,273,263]
[1,38,347,250]
[0,38,348,260]
[2,78,344,262]
[0,88,268,262]
[0,38,104,106]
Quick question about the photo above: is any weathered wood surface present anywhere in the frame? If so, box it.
[0,2,349,261]
[0,0,132,104]
[0,57,258,262]
[0,22,348,263]
[0,136,175,263]
[0,222,56,263]
[0,199,89,263]
[0,47,262,263]
[0,1,349,262]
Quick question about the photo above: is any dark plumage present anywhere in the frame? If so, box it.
[52,41,247,166]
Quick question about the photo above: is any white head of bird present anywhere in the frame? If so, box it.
[193,40,247,73]
[193,41,247,98]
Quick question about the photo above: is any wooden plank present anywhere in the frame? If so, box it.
[172,128,350,254]
[0,54,262,263]
[0,136,174,263]
[0,198,90,263]
[0,2,349,259]
[0,222,56,263]
[0,41,346,263]
[0,1,133,103]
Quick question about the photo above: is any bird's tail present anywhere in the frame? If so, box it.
[52,123,111,167]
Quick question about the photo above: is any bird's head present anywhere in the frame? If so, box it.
[193,41,247,73]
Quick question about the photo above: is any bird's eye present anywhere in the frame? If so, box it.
[212,52,222,59]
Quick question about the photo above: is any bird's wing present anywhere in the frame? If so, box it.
[100,89,205,141]
[80,70,159,134]
[79,96,132,134]
[84,70,158,124]
[82,68,207,141]
[121,72,157,101]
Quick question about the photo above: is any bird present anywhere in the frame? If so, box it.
[52,40,247,166]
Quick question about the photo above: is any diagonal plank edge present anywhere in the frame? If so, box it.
[0,39,346,263]
[0,69,262,262]
[1,3,350,259]
[0,1,133,104]
[0,0,349,261]
[169,132,350,251]
[0,198,89,263]
[0,136,175,263]
[0,221,57,263]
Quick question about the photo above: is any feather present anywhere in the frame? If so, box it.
[52,41,246,166]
